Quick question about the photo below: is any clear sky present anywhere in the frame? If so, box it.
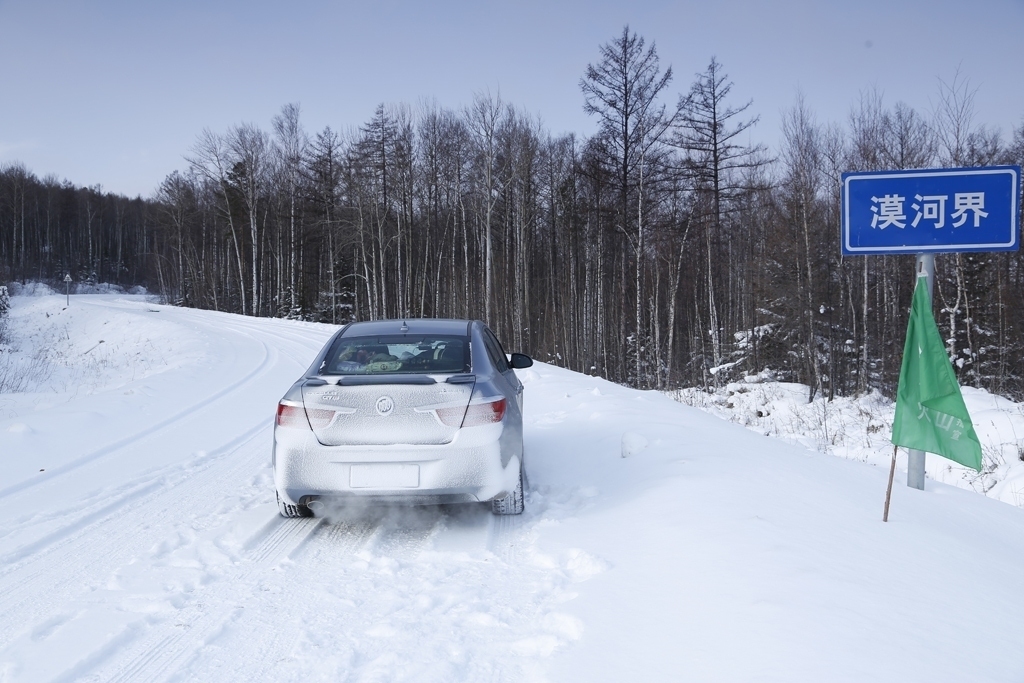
[1,0,1022,198]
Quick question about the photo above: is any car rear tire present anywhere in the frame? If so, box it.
[277,490,313,518]
[491,464,524,515]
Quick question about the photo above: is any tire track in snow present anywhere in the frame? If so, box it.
[0,301,329,508]
[0,424,271,652]
[98,518,324,683]
[0,302,333,680]
[93,517,384,683]
[213,519,388,681]
[0,417,269,577]
[370,510,444,561]
[489,512,524,563]
[165,512,444,682]
[0,332,272,504]
[134,506,543,683]
[215,509,529,682]
[0,478,166,568]
[0,307,324,562]
[300,516,378,560]
[247,517,323,564]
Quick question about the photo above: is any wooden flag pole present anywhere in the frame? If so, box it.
[883,445,898,522]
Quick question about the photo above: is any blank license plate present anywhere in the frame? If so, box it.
[349,464,420,489]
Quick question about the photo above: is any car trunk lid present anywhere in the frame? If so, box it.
[300,375,476,446]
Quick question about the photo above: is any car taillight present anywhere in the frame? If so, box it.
[459,397,507,427]
[277,402,336,430]
[276,402,308,429]
[435,405,467,427]
[305,408,335,429]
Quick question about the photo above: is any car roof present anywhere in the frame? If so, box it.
[340,318,473,338]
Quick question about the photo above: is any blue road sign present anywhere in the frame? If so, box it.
[842,166,1021,255]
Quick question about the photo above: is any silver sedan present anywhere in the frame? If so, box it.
[273,319,533,516]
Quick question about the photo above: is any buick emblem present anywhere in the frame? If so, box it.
[375,396,395,416]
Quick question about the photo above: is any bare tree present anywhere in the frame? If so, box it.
[187,129,248,314]
[466,91,507,326]
[675,57,766,378]
[780,95,825,398]
[272,103,307,317]
[581,26,676,386]
[306,126,344,323]
[226,123,271,315]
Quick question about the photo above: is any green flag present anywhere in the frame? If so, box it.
[891,277,982,471]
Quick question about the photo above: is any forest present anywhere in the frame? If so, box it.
[2,28,1023,399]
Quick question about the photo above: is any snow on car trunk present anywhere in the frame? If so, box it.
[301,377,474,446]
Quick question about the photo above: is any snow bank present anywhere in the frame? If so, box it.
[0,294,198,409]
[5,281,56,297]
[673,378,1024,507]
[72,281,148,295]
[5,280,149,296]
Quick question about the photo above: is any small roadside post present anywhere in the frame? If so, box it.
[64,274,72,307]
[841,165,1021,508]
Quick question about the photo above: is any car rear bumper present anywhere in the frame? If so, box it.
[273,424,520,507]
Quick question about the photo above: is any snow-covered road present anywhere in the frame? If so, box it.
[2,295,1024,682]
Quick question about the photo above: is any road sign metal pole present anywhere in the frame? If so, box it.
[906,253,935,490]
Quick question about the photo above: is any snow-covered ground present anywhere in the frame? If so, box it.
[1,293,1023,682]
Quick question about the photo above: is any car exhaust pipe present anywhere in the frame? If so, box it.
[306,500,325,513]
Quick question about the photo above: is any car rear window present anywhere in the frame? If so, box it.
[322,335,470,375]
[483,328,510,372]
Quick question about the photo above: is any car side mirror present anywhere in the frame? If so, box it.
[509,353,533,369]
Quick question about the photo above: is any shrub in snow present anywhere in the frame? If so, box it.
[8,281,150,297]
[0,284,43,391]
[73,282,126,295]
[7,281,56,297]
